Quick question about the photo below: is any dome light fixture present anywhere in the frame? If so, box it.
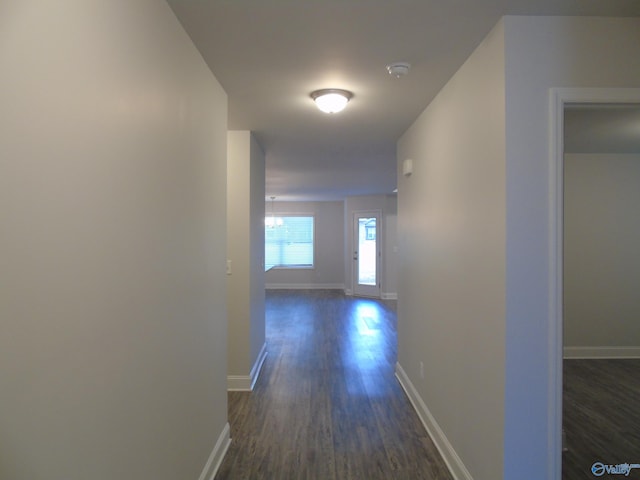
[310,89,353,114]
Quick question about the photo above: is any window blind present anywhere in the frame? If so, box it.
[265,215,314,268]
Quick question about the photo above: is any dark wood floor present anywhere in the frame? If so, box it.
[563,359,640,480]
[215,289,453,480]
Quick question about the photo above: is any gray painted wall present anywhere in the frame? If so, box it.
[264,197,398,296]
[384,211,398,298]
[397,15,640,480]
[564,153,640,348]
[502,17,640,479]
[397,20,506,480]
[249,135,267,371]
[227,131,266,382]
[0,1,229,479]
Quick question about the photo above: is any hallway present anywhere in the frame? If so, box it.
[215,290,453,479]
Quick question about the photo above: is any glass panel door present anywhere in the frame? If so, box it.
[358,217,377,285]
[353,212,381,297]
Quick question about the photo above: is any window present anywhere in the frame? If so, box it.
[365,219,376,241]
[265,215,314,269]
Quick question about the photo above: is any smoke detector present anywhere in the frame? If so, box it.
[386,62,411,78]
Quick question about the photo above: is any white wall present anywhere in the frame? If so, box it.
[266,196,396,295]
[249,135,267,374]
[503,17,640,479]
[398,16,640,480]
[396,20,506,480]
[344,195,398,298]
[227,131,266,388]
[0,2,229,479]
[266,201,345,289]
[564,153,640,350]
[384,211,398,298]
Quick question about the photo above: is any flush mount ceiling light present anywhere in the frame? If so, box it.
[310,89,353,114]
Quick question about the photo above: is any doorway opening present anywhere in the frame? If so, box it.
[353,211,381,297]
[549,88,640,480]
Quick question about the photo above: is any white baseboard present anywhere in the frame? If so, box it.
[198,422,231,480]
[395,362,473,480]
[227,375,251,392]
[266,283,345,290]
[227,375,250,391]
[563,346,640,359]
[227,343,268,391]
[249,343,268,389]
[344,289,396,300]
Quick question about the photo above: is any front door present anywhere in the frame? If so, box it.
[353,212,381,297]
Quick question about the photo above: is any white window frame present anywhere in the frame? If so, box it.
[265,214,315,270]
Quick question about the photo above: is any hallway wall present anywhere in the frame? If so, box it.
[0,1,229,479]
[398,15,640,480]
[503,16,640,479]
[397,20,507,480]
[227,131,266,388]
[564,153,640,353]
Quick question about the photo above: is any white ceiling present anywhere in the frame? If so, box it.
[167,0,640,201]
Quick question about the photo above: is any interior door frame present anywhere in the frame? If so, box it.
[548,87,640,480]
[352,210,382,298]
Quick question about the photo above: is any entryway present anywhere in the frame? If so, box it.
[353,211,381,297]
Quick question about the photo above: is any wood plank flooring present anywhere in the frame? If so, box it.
[215,289,453,480]
[563,359,640,480]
